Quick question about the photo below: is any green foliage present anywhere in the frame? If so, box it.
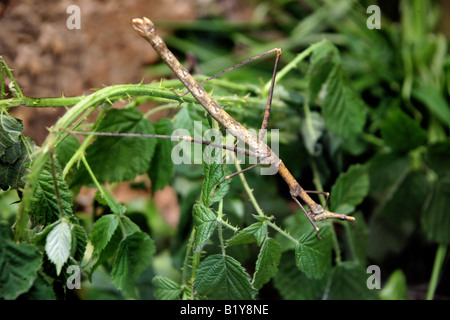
[72,108,156,185]
[0,114,35,191]
[194,254,256,300]
[0,223,42,299]
[1,0,449,300]
[295,224,332,279]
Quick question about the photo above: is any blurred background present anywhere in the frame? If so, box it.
[1,0,449,299]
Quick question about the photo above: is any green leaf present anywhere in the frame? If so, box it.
[330,164,369,214]
[0,141,33,190]
[227,222,267,247]
[95,189,127,215]
[295,224,332,279]
[425,139,450,175]
[325,262,377,300]
[413,85,450,127]
[152,276,183,300]
[0,114,35,191]
[55,134,80,168]
[195,254,256,300]
[29,158,74,228]
[378,171,429,223]
[192,203,217,253]
[344,212,369,264]
[70,223,87,262]
[0,114,23,146]
[0,223,43,300]
[73,108,156,185]
[90,214,120,255]
[201,162,231,207]
[307,43,340,104]
[308,41,366,140]
[148,118,175,192]
[421,173,450,244]
[273,250,328,299]
[111,231,155,297]
[379,269,408,300]
[301,111,325,156]
[368,152,411,194]
[380,109,427,153]
[252,237,281,290]
[45,219,72,275]
[84,220,124,278]
[20,272,56,300]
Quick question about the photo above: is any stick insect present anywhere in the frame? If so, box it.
[73,17,355,236]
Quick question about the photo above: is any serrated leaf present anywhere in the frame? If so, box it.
[73,108,156,185]
[45,219,72,275]
[273,250,327,299]
[0,135,35,191]
[301,111,325,156]
[325,262,377,300]
[227,222,267,246]
[330,164,369,214]
[194,254,256,300]
[421,173,450,244]
[84,221,123,278]
[308,41,366,140]
[322,74,366,140]
[55,134,80,167]
[380,109,427,153]
[201,162,231,207]
[0,115,36,191]
[0,114,23,150]
[152,276,183,300]
[368,152,411,194]
[252,237,281,290]
[148,118,175,192]
[111,231,155,297]
[0,224,42,300]
[295,224,332,279]
[90,214,120,255]
[192,203,217,253]
[70,223,87,262]
[29,157,74,228]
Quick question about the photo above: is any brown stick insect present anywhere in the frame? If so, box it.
[70,17,355,237]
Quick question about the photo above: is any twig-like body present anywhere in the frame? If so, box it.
[131,17,355,232]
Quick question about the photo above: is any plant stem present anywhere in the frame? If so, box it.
[264,39,327,92]
[267,221,298,243]
[233,153,297,244]
[234,154,265,217]
[426,244,447,300]
[217,200,226,255]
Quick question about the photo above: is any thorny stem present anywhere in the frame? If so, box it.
[233,153,297,244]
[217,200,226,255]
